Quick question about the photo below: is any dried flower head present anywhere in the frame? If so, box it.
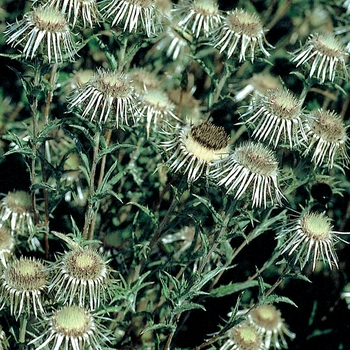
[0,191,34,234]
[174,0,222,38]
[212,142,284,208]
[302,109,349,169]
[0,227,14,267]
[68,68,140,128]
[0,256,48,319]
[44,0,101,27]
[292,33,348,83]
[139,88,178,137]
[154,25,190,61]
[162,121,230,182]
[234,72,283,102]
[220,322,265,350]
[5,6,78,63]
[100,0,160,37]
[49,247,112,310]
[277,211,348,270]
[243,88,306,149]
[29,305,109,350]
[127,68,161,94]
[213,8,272,62]
[246,304,295,349]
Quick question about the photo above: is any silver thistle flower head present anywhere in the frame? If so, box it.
[243,88,306,149]
[213,8,273,62]
[277,211,349,271]
[243,304,296,349]
[0,191,34,234]
[0,256,48,319]
[220,322,265,350]
[212,142,284,208]
[29,305,109,350]
[162,120,230,183]
[44,0,101,28]
[68,68,140,128]
[302,108,349,169]
[48,247,112,310]
[5,6,78,63]
[174,0,223,38]
[292,33,349,83]
[100,0,160,37]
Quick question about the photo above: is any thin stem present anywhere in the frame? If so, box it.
[88,128,113,240]
[82,130,101,239]
[41,63,58,257]
[30,95,40,225]
[18,316,27,345]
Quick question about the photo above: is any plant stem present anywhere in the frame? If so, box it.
[88,128,113,240]
[18,316,27,345]
[83,130,100,239]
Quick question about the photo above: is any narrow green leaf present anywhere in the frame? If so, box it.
[210,280,270,298]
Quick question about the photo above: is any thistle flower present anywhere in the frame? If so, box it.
[29,305,109,350]
[245,304,295,349]
[100,0,160,37]
[5,6,78,63]
[213,8,272,62]
[212,142,284,208]
[220,322,265,350]
[277,211,348,270]
[0,256,48,319]
[139,88,178,137]
[0,191,34,234]
[68,68,140,128]
[0,227,15,267]
[243,88,306,149]
[48,247,112,310]
[154,25,190,61]
[44,0,101,27]
[162,120,230,182]
[292,33,348,83]
[302,108,349,169]
[127,68,161,94]
[174,0,222,38]
[234,72,282,103]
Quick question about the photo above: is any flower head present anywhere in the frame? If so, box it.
[0,256,48,319]
[154,25,190,61]
[213,8,272,62]
[0,227,15,267]
[220,322,265,350]
[0,191,34,234]
[48,247,112,310]
[162,120,230,182]
[302,108,349,169]
[29,305,109,350]
[243,88,306,149]
[174,0,222,38]
[44,0,101,27]
[277,211,348,270]
[292,33,348,83]
[212,142,284,208]
[246,304,295,349]
[234,72,282,103]
[139,88,178,137]
[5,6,78,63]
[68,68,140,127]
[100,0,160,37]
[127,68,161,94]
